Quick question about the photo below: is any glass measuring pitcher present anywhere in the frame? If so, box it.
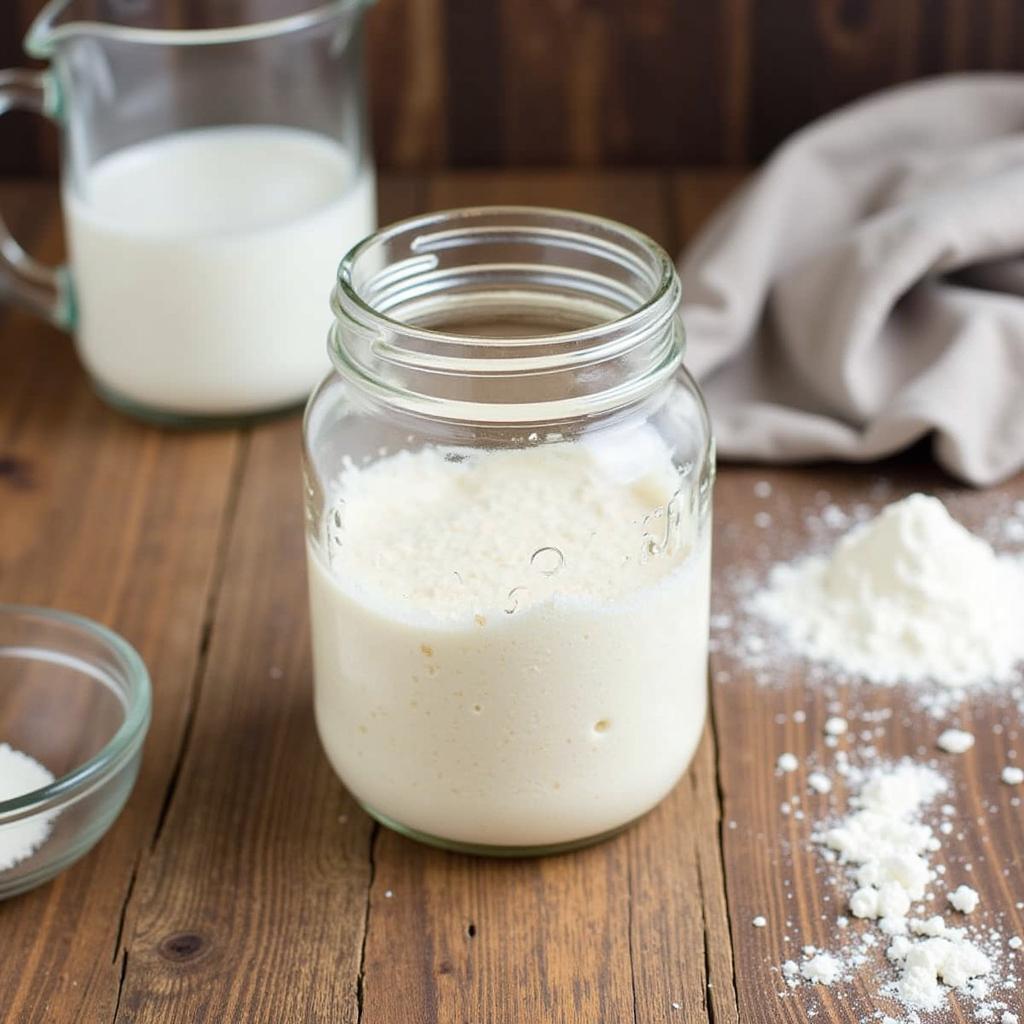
[0,0,376,424]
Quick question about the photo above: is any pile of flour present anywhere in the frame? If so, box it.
[750,494,1024,688]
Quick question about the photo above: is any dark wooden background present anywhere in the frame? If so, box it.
[2,0,1023,176]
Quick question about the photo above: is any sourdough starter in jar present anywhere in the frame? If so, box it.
[308,434,710,849]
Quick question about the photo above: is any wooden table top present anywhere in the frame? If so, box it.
[2,169,1022,1024]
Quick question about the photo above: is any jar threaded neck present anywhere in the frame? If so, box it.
[329,206,684,424]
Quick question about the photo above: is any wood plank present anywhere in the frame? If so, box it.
[368,0,448,169]
[112,419,374,1024]
[747,0,922,161]
[0,183,241,1023]
[440,0,504,166]
[354,170,730,1024]
[108,175,426,1023]
[672,170,747,249]
[497,0,586,165]
[427,169,675,250]
[602,0,734,166]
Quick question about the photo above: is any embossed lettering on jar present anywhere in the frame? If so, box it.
[302,207,715,855]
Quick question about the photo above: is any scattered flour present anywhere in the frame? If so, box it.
[778,752,799,773]
[807,772,832,794]
[753,915,767,928]
[1001,766,1024,786]
[825,717,849,736]
[750,494,1024,688]
[801,953,842,984]
[889,932,992,1011]
[949,885,980,914]
[938,729,976,754]
[781,759,1008,1018]
[0,743,56,871]
[823,762,944,926]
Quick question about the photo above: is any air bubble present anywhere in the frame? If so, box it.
[505,586,529,614]
[530,546,564,576]
[327,501,347,565]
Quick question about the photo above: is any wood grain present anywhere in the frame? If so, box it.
[368,0,448,169]
[112,420,374,1024]
[602,0,733,167]
[4,0,1024,173]
[0,181,241,1023]
[672,169,747,247]
[748,0,921,161]
[427,169,676,250]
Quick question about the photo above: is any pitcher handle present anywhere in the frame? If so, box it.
[0,68,73,328]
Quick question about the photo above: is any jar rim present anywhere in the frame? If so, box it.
[327,205,685,424]
[334,205,679,349]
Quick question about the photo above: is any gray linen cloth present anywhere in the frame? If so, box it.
[679,73,1024,486]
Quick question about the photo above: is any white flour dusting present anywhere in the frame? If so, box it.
[938,729,976,754]
[823,762,945,930]
[779,757,1013,1017]
[949,885,980,915]
[749,494,1024,689]
[801,952,842,984]
[0,743,56,871]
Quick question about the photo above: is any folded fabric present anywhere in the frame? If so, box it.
[679,73,1024,486]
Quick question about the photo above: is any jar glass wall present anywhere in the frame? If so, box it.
[303,207,714,856]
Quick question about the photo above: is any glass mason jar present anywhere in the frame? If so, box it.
[303,207,715,856]
[0,0,374,425]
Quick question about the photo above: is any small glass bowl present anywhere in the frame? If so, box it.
[0,605,151,899]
